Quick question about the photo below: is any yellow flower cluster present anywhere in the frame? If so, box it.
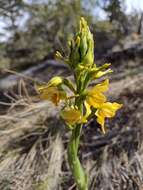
[85,79,122,133]
[37,77,122,133]
[37,17,122,134]
[60,79,122,133]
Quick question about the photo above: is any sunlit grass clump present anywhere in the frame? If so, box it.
[37,17,122,190]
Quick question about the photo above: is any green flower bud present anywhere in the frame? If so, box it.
[68,17,94,69]
[69,38,81,69]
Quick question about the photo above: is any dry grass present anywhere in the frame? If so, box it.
[0,96,64,190]
[0,72,143,190]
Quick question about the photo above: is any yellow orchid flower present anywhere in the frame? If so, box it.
[95,102,123,133]
[86,63,112,79]
[61,108,87,125]
[38,86,66,106]
[86,79,109,108]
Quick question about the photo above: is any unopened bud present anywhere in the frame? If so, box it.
[68,17,94,69]
[47,76,63,87]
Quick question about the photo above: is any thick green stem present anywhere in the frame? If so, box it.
[67,71,88,190]
[67,124,88,190]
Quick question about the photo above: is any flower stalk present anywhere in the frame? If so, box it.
[37,17,123,190]
[67,79,88,190]
[68,124,88,190]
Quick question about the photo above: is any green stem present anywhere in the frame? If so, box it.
[67,72,88,190]
[67,124,88,190]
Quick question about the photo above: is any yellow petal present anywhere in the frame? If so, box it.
[84,101,91,118]
[86,92,106,108]
[38,86,65,106]
[100,102,123,118]
[95,110,105,134]
[51,93,60,106]
[95,102,122,133]
[90,79,109,93]
[39,86,57,99]
[80,116,87,123]
[86,80,109,108]
[94,69,113,79]
[61,109,81,125]
[61,108,86,125]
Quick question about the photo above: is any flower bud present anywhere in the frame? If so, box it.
[38,76,63,93]
[68,17,94,69]
[47,76,63,87]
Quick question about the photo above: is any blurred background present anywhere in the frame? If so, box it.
[0,0,143,190]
